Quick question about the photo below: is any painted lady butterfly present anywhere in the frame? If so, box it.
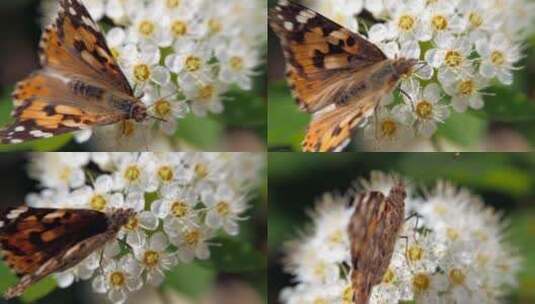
[269,0,417,152]
[0,0,147,144]
[348,182,406,304]
[0,206,134,299]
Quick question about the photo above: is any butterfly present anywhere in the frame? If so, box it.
[0,0,148,145]
[0,206,134,299]
[269,0,417,152]
[347,182,406,304]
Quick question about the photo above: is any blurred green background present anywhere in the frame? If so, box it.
[268,153,535,303]
[0,154,267,304]
[267,0,535,152]
[0,0,266,152]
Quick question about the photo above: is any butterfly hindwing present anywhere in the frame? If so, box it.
[269,0,387,112]
[302,93,379,152]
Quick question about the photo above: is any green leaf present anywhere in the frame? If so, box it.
[20,278,57,303]
[436,111,487,147]
[174,115,224,149]
[0,261,57,303]
[197,237,266,272]
[267,82,309,150]
[0,134,74,152]
[475,86,535,122]
[164,262,215,298]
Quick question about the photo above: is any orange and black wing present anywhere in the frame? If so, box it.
[0,207,109,277]
[269,0,386,112]
[44,0,133,95]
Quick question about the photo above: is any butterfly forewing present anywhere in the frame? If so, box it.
[348,183,406,304]
[0,206,134,299]
[269,0,386,113]
[0,207,109,277]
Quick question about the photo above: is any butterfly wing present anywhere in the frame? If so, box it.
[43,0,133,95]
[0,71,124,144]
[1,0,137,144]
[269,0,387,113]
[348,185,406,304]
[0,207,109,277]
[302,92,379,152]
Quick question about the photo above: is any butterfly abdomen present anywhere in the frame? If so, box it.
[69,80,105,100]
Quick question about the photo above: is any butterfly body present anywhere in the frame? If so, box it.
[348,183,406,304]
[269,0,417,152]
[0,0,147,144]
[0,206,134,299]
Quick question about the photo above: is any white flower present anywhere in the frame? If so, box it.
[71,175,123,212]
[170,224,213,263]
[113,153,158,192]
[29,153,90,190]
[425,33,474,86]
[143,84,189,135]
[216,41,260,90]
[363,106,412,146]
[134,232,177,286]
[202,183,247,235]
[92,256,142,304]
[421,1,465,37]
[121,44,169,94]
[443,74,488,113]
[401,83,449,138]
[152,184,200,235]
[165,40,212,82]
[387,0,430,43]
[182,78,226,117]
[476,33,522,85]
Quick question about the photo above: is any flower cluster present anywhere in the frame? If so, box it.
[280,171,522,304]
[41,0,266,145]
[26,152,264,304]
[314,0,535,149]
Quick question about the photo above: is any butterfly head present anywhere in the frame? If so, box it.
[109,208,136,229]
[130,102,148,123]
[393,58,419,80]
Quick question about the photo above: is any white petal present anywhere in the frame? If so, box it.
[150,231,169,251]
[55,272,75,288]
[150,66,171,85]
[205,210,223,229]
[423,83,441,102]
[451,96,468,112]
[139,211,159,230]
[108,288,127,304]
[469,95,484,110]
[107,27,126,47]
[479,62,496,78]
[95,175,113,193]
[147,270,165,286]
[196,244,210,260]
[92,275,108,294]
[224,220,240,236]
[497,70,513,85]
[150,199,169,218]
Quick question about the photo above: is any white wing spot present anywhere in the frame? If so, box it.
[10,139,23,144]
[284,21,294,31]
[0,221,4,228]
[69,7,77,16]
[14,126,25,132]
[279,0,289,6]
[6,207,29,220]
